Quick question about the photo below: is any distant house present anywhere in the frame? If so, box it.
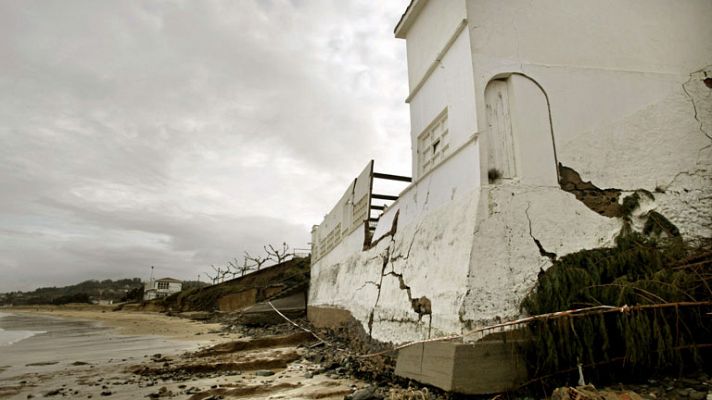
[143,278,182,301]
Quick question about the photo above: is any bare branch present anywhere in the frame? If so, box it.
[226,258,241,279]
[202,272,216,284]
[265,242,292,264]
[239,257,253,276]
[244,251,268,271]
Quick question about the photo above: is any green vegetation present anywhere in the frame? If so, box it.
[520,194,711,386]
[1,278,144,305]
[51,292,92,305]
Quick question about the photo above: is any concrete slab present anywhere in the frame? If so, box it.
[395,339,529,394]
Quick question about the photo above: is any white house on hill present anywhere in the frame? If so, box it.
[143,277,182,301]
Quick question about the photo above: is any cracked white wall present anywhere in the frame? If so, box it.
[460,0,712,329]
[310,141,480,343]
[460,186,622,331]
[309,0,712,344]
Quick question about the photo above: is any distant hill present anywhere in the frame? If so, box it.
[0,278,145,305]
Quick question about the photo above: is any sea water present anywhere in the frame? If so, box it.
[0,312,45,347]
[0,312,198,381]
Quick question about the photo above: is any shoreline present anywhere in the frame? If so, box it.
[0,307,234,399]
[0,306,364,400]
[4,304,226,341]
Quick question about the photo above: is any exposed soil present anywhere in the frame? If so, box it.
[558,163,622,217]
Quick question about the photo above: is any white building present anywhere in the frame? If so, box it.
[308,0,711,348]
[143,277,182,301]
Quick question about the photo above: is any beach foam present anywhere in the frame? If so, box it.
[0,328,44,347]
[0,313,46,347]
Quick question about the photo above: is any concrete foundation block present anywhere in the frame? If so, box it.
[395,339,529,394]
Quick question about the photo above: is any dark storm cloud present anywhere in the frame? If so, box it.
[0,0,411,291]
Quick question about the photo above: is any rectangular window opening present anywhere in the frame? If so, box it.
[417,109,449,176]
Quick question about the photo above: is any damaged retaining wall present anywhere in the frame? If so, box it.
[458,0,712,333]
[309,0,712,344]
[310,140,480,343]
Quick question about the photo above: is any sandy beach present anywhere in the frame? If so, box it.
[0,306,362,400]
[7,305,226,340]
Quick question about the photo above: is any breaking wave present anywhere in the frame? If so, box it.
[0,313,46,347]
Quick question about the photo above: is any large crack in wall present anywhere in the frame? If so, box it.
[383,270,432,322]
[365,223,433,338]
[524,203,557,262]
[682,65,712,142]
[366,248,389,337]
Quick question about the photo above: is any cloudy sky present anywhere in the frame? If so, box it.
[0,0,412,292]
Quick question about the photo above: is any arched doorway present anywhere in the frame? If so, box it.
[483,74,558,186]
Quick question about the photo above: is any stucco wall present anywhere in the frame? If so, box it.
[310,142,481,343]
[310,0,712,343]
[466,0,712,77]
[311,161,373,262]
[408,27,477,178]
[460,0,712,328]
[375,138,480,237]
[467,0,712,190]
[404,0,466,90]
[460,185,622,332]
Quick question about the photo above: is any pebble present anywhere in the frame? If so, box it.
[254,370,275,377]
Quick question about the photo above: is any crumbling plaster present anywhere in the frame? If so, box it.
[460,185,621,334]
[467,0,712,237]
[655,68,712,238]
[558,71,712,238]
[309,186,479,343]
[369,189,478,342]
[309,0,712,344]
[310,140,481,343]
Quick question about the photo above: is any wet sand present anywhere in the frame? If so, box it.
[6,305,225,340]
[0,307,362,399]
[0,310,221,399]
